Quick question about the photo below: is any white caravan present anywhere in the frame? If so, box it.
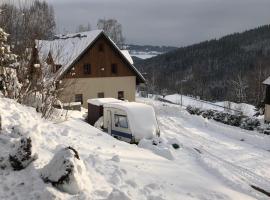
[87,98,160,143]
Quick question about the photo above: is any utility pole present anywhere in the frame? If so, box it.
[180,79,187,107]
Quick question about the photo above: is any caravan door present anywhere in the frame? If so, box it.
[111,110,132,143]
[106,110,112,135]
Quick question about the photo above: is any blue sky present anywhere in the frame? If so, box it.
[46,0,270,47]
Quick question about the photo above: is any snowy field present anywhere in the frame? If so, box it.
[0,97,270,199]
[164,94,256,117]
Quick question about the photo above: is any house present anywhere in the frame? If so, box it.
[35,30,145,108]
[263,76,270,122]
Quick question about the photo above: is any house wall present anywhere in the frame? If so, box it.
[59,76,136,108]
[265,104,270,122]
[64,35,134,79]
[57,34,138,108]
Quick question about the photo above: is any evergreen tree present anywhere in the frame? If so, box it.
[0,27,21,98]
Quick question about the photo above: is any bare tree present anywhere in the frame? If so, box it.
[230,73,248,103]
[0,0,56,55]
[97,18,125,48]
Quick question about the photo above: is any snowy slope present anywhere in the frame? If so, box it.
[0,97,269,199]
[139,97,270,200]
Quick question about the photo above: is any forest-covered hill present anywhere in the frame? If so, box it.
[136,25,270,105]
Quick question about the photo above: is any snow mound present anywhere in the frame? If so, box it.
[107,188,131,200]
[40,146,91,194]
[138,138,174,160]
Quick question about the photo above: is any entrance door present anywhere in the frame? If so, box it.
[107,110,112,135]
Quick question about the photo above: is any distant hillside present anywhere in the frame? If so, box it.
[125,44,177,59]
[136,25,270,105]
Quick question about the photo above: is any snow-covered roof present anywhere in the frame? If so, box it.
[87,98,122,106]
[121,50,134,65]
[36,30,102,79]
[263,77,270,85]
[104,102,159,140]
[36,30,145,83]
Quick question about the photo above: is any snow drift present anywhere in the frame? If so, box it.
[41,146,91,194]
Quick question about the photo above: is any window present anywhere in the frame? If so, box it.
[111,64,118,74]
[75,94,83,105]
[114,114,128,129]
[118,91,124,100]
[56,65,61,71]
[0,80,3,91]
[83,64,91,74]
[266,86,270,104]
[97,92,104,98]
[98,44,104,52]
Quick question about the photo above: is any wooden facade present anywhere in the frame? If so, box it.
[64,34,135,80]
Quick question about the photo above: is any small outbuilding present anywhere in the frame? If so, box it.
[87,98,122,126]
[263,77,270,122]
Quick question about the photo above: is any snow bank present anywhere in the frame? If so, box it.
[107,188,131,200]
[138,138,174,160]
[0,96,266,200]
[41,146,91,195]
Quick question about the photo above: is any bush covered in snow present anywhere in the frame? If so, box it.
[240,117,261,131]
[41,146,91,194]
[186,106,262,132]
[186,106,203,115]
[9,137,37,170]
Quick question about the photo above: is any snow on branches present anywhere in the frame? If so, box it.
[0,28,21,98]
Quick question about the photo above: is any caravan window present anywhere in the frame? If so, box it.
[114,114,128,129]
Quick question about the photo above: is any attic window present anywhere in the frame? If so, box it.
[99,44,104,52]
[83,64,91,74]
[111,64,118,74]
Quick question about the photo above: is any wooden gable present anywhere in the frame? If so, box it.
[64,34,135,79]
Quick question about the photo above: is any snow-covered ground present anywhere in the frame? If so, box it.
[0,97,270,199]
[164,94,256,117]
[130,51,162,59]
[131,54,157,59]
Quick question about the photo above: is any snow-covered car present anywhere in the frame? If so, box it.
[87,98,160,143]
